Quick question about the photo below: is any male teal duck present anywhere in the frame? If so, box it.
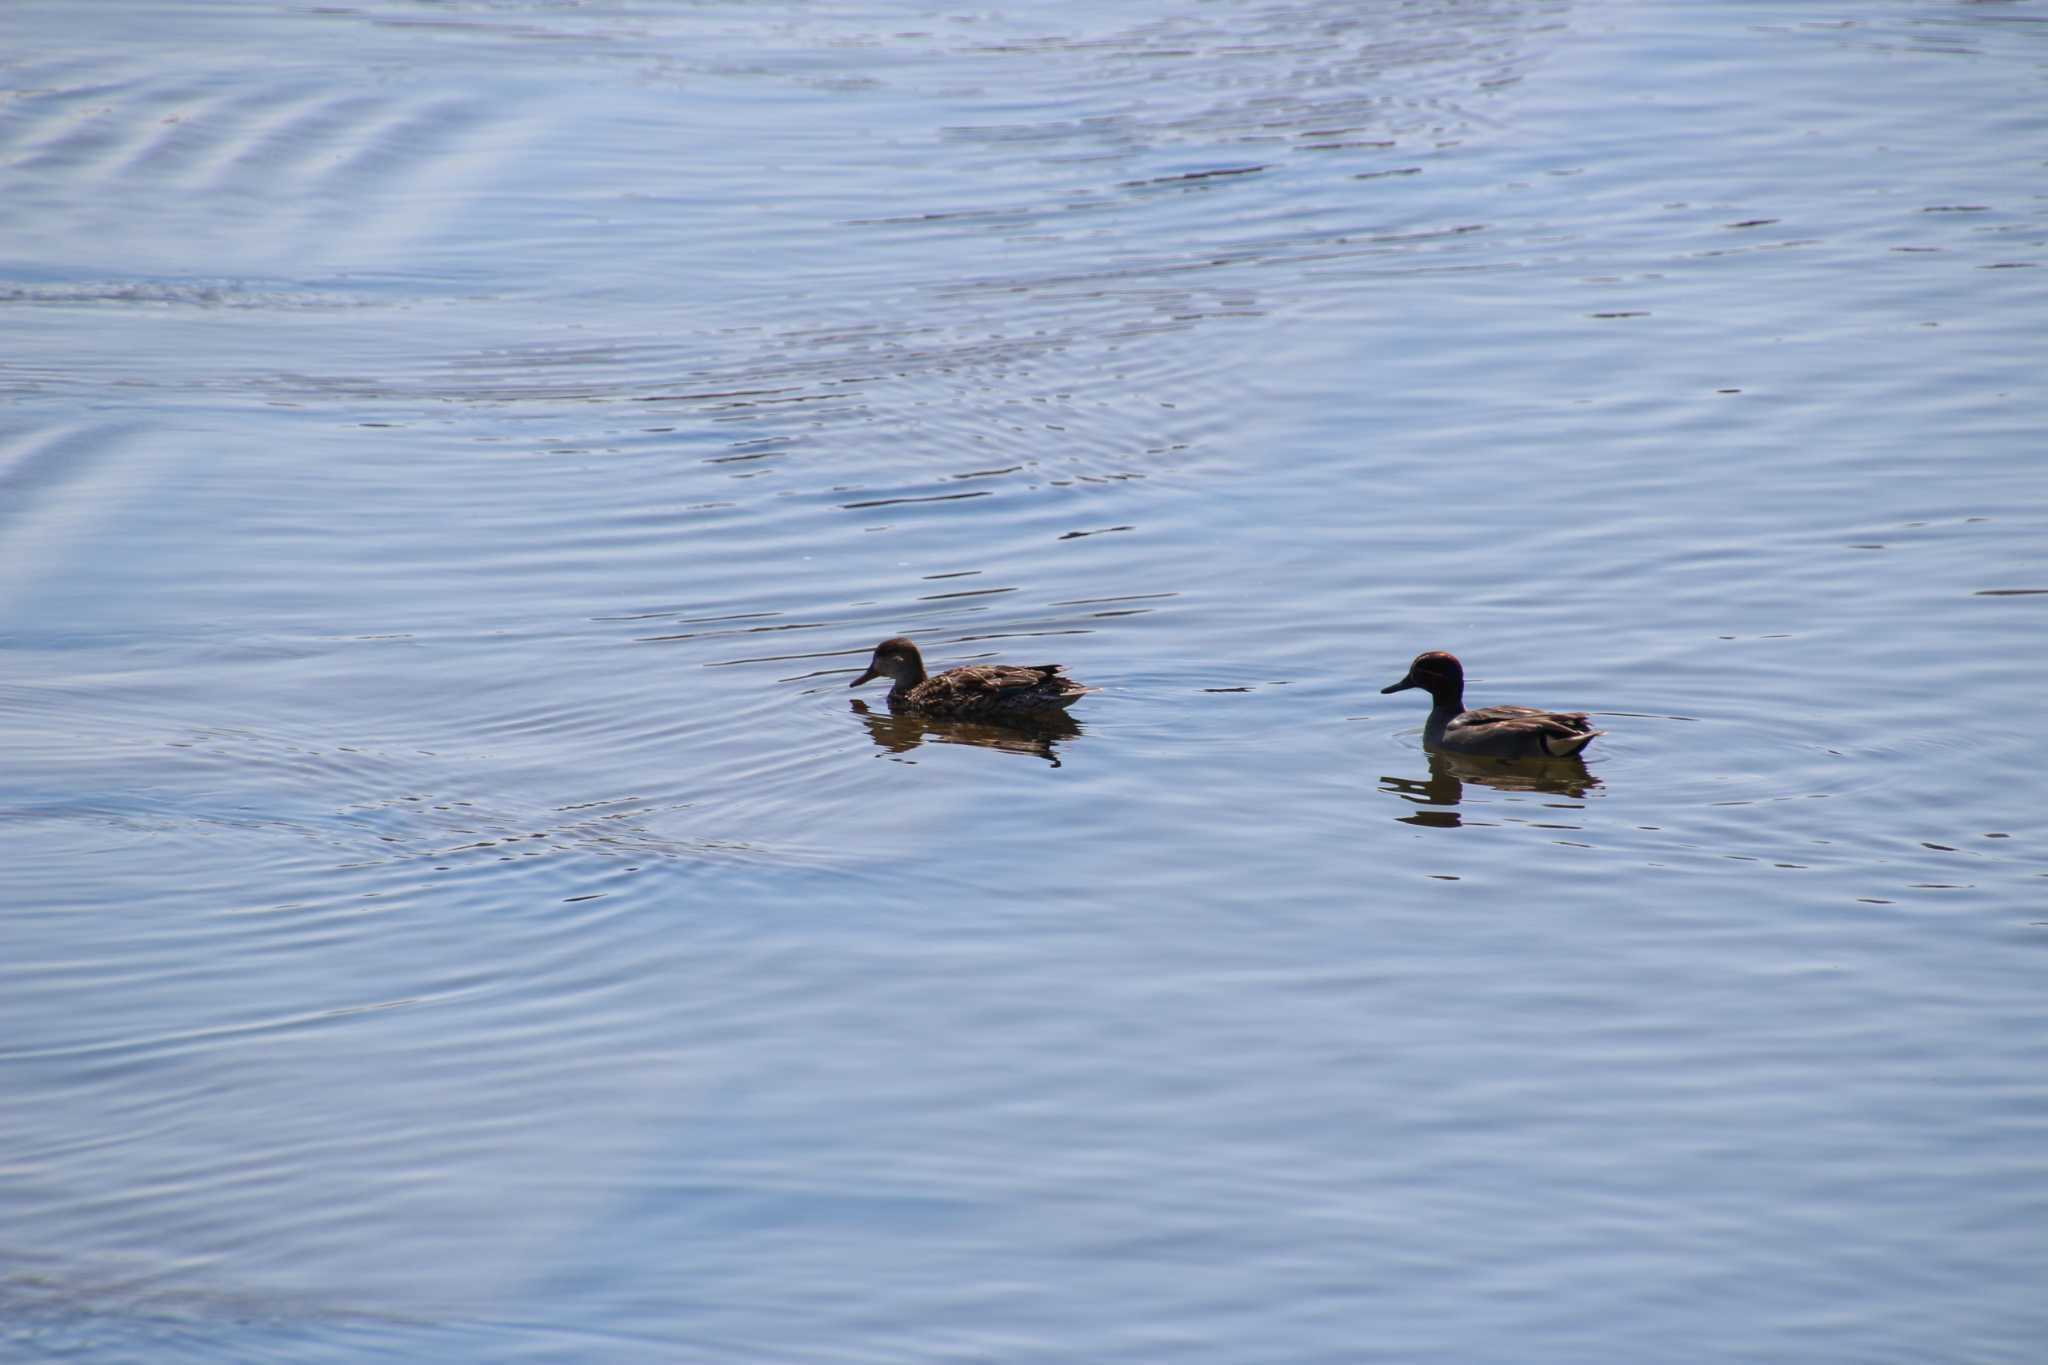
[1381,650,1602,758]
[850,636,1095,721]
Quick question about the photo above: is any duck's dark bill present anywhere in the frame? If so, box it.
[850,667,881,688]
[1381,677,1416,694]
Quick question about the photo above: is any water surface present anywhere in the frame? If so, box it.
[4,2,2047,1360]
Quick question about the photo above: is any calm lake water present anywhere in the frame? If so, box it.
[5,1,2047,1360]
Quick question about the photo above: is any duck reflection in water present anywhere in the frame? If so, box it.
[1381,748,1602,828]
[851,699,1081,768]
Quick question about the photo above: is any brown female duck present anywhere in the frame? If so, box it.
[1381,650,1602,758]
[850,636,1095,722]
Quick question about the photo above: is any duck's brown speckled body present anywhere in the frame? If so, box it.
[1381,650,1602,759]
[850,637,1095,722]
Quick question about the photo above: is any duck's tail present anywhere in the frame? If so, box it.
[1542,728,1602,758]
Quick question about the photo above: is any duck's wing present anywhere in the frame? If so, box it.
[929,663,1097,710]
[1457,704,1595,733]
[1447,706,1602,757]
[945,663,1063,694]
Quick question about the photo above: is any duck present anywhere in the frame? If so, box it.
[1380,650,1602,758]
[849,636,1096,722]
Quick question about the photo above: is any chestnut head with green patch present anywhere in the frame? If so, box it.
[1380,650,1465,703]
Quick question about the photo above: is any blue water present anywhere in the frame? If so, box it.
[4,1,2047,1360]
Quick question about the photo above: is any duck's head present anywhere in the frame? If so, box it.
[1381,650,1464,700]
[850,636,925,689]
